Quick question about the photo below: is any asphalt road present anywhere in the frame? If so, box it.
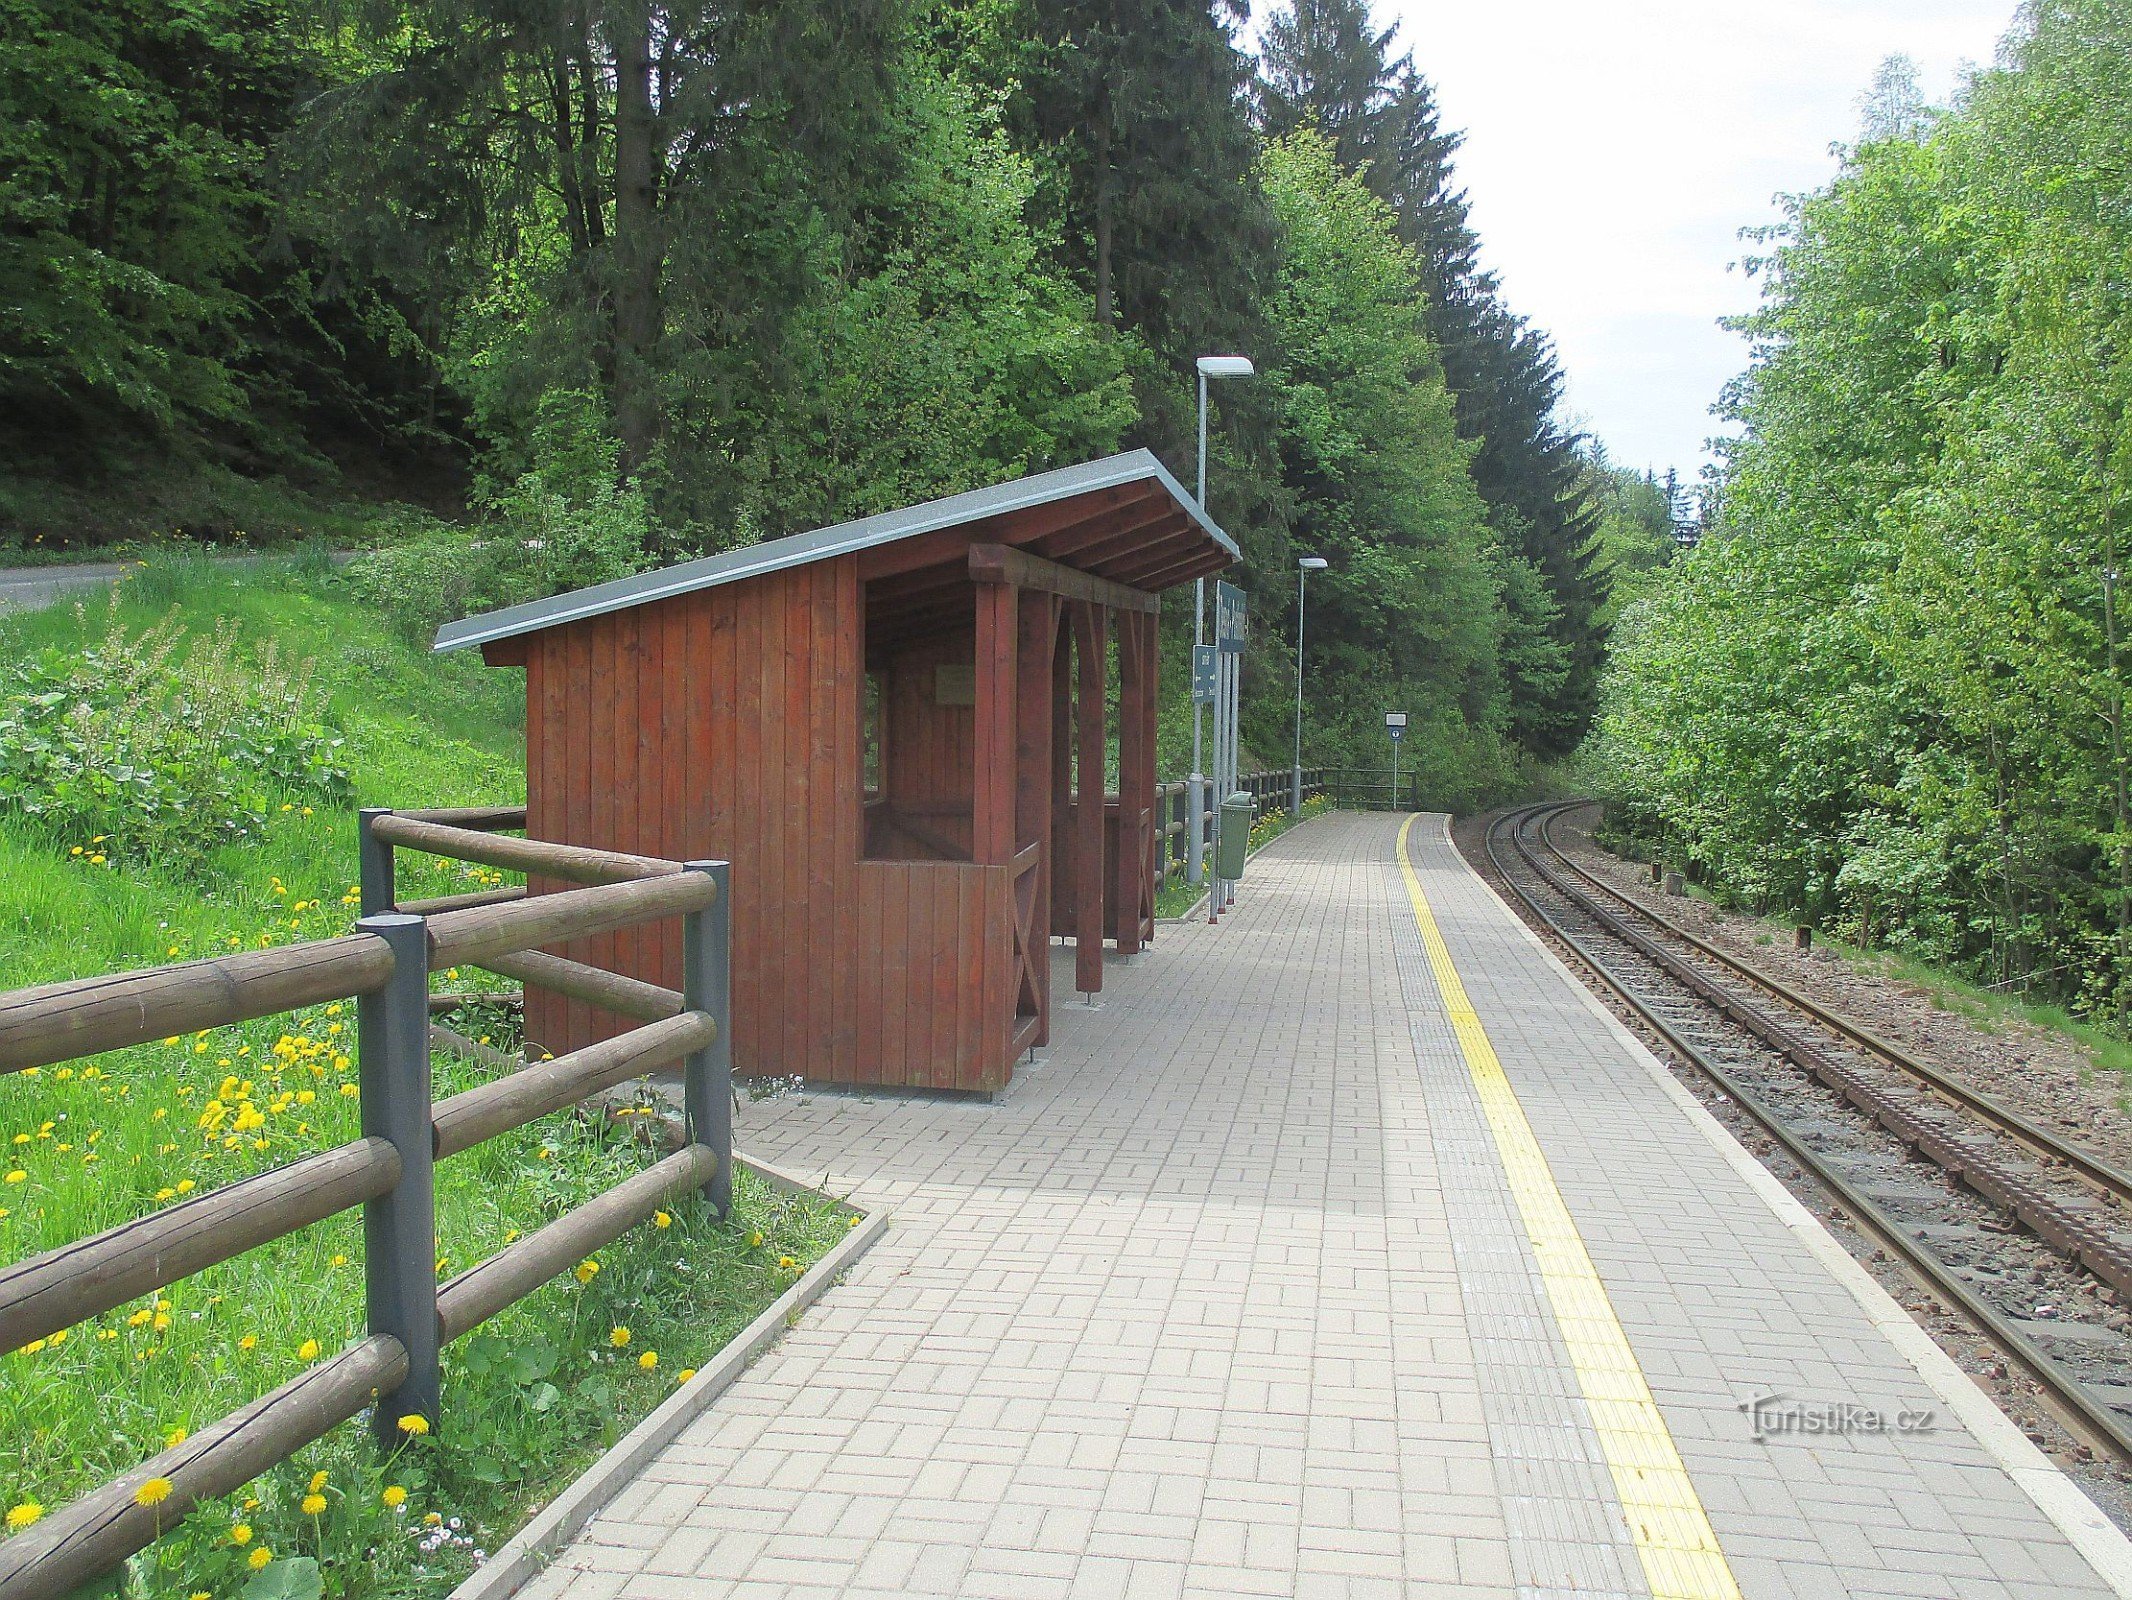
[0,562,136,614]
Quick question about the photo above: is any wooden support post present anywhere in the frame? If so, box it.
[1134,610,1151,938]
[1073,602,1108,995]
[973,579,1018,865]
[1017,592,1060,1044]
[359,913,438,1447]
[1114,613,1147,954]
[1050,625,1074,940]
[682,861,733,1217]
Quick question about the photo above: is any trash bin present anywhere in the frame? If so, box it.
[1215,793,1253,881]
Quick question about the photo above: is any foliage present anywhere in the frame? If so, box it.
[346,475,652,644]
[1257,0,1610,755]
[0,0,449,531]
[1593,0,2132,1018]
[0,563,845,1598]
[1255,132,1518,803]
[0,611,349,876]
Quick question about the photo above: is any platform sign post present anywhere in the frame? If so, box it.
[1187,644,1218,885]
[1213,583,1247,920]
[1385,711,1407,811]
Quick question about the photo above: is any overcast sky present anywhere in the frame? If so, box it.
[1374,0,2021,478]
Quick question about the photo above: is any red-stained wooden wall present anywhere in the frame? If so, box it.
[514,554,1020,1091]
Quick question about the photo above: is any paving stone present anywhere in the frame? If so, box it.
[527,813,2120,1600]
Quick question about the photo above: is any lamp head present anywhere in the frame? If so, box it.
[1298,557,1329,571]
[1196,355,1256,379]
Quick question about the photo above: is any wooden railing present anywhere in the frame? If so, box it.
[1152,769,1330,892]
[0,807,731,1600]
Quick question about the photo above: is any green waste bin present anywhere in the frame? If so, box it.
[1215,792,1253,880]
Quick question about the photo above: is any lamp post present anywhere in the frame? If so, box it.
[1292,557,1326,818]
[1189,354,1254,886]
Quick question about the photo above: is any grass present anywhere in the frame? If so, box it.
[0,554,846,1598]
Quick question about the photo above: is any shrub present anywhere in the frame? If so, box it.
[0,613,351,874]
[347,472,650,645]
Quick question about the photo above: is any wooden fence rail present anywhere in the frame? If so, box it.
[0,807,732,1600]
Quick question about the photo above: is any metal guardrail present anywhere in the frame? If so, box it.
[0,806,732,1600]
[1152,770,1330,892]
[1319,767,1419,812]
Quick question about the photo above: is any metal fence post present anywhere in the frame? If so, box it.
[682,861,733,1217]
[1185,773,1205,885]
[358,808,396,918]
[358,912,438,1446]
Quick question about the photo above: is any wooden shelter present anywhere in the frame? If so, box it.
[435,451,1237,1093]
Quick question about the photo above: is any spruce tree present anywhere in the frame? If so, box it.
[1257,0,1609,754]
[1014,0,1275,366]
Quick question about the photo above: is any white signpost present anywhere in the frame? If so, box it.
[1385,711,1407,811]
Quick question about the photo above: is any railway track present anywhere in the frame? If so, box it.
[1482,800,2132,1469]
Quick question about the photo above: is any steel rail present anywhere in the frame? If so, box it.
[1480,803,2132,1469]
[1533,802,2132,1202]
[1504,806,2132,1297]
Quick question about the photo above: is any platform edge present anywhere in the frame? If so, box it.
[1436,812,2132,1599]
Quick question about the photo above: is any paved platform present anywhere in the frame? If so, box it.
[515,811,2132,1599]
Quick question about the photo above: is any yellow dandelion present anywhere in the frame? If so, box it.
[381,1485,407,1509]
[248,1546,272,1571]
[230,1523,252,1545]
[174,1179,194,1194]
[133,1478,173,1507]
[608,1326,631,1349]
[297,1338,320,1361]
[396,1413,430,1437]
[574,1258,600,1285]
[300,1493,326,1517]
[238,1334,257,1351]
[746,1230,763,1248]
[638,1350,658,1371]
[777,1255,797,1271]
[3,1173,23,1186]
[653,1210,672,1229]
[5,1502,42,1531]
[307,1470,328,1494]
[163,1427,185,1448]
[676,1368,697,1383]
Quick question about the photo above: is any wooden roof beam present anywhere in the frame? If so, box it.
[1027,501,1180,563]
[1121,547,1233,591]
[855,483,1164,582]
[968,544,1158,615]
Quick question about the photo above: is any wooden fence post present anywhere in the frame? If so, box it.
[359,912,439,1445]
[682,861,733,1218]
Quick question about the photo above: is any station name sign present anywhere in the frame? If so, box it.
[1215,581,1247,655]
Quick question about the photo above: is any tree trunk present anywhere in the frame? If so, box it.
[1092,109,1114,331]
[609,0,665,478]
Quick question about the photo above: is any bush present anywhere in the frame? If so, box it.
[0,613,351,874]
[347,472,650,645]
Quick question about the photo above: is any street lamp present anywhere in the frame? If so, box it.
[1293,557,1327,818]
[1190,354,1255,886]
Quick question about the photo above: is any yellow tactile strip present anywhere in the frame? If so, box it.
[1395,815,1742,1600]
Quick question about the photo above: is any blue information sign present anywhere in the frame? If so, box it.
[1191,644,1218,704]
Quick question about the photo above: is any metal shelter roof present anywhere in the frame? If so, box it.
[433,449,1235,655]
